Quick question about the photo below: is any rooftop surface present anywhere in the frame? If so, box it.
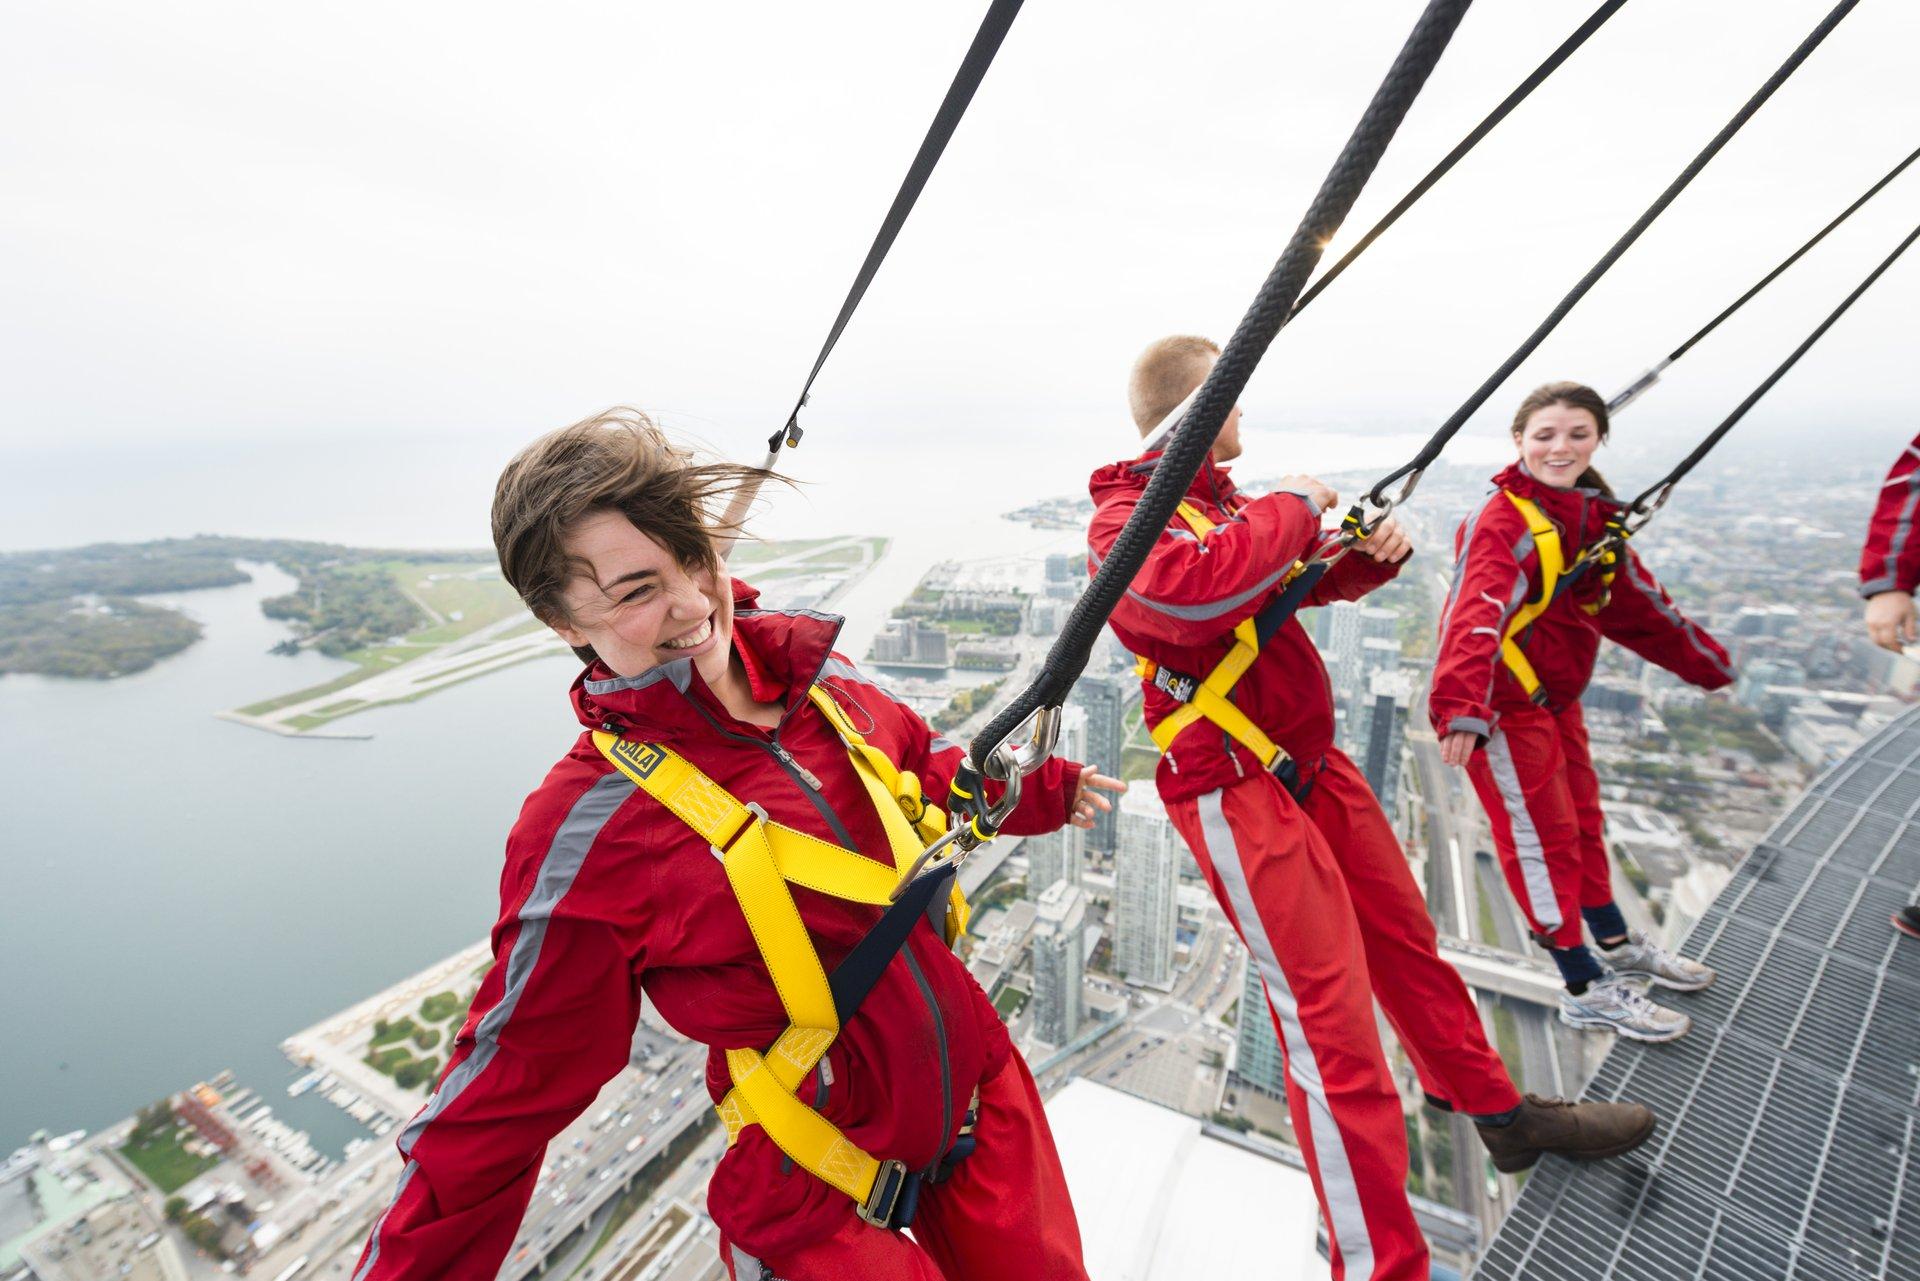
[1478,705,1920,1281]
[1047,1078,1324,1279]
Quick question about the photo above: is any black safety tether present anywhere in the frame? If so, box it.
[1358,0,1858,514]
[774,0,1023,459]
[968,0,1475,776]
[1624,218,1920,520]
[1291,0,1629,321]
[1609,141,1920,411]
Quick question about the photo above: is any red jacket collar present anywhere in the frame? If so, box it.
[1089,447,1240,513]
[568,577,845,740]
[1493,461,1622,541]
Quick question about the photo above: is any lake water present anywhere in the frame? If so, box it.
[0,514,1081,1157]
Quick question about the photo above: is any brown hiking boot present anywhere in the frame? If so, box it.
[1474,1094,1656,1173]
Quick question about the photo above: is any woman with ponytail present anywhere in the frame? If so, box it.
[1428,383,1735,1043]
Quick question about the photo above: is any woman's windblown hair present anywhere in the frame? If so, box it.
[492,408,779,659]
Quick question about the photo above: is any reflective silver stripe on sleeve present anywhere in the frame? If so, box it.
[1086,546,1294,623]
[397,770,634,1158]
[1881,471,1920,594]
[353,1159,417,1281]
[1198,792,1379,1279]
[1485,732,1562,931]
[1619,557,1734,682]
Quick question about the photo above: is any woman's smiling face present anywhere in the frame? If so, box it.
[1516,402,1602,489]
[547,508,733,683]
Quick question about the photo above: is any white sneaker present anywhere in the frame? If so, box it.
[1602,931,1716,992]
[1559,976,1691,1043]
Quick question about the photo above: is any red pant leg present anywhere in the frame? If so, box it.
[1465,709,1583,948]
[910,1050,1088,1281]
[1554,703,1616,913]
[719,1213,946,1281]
[1301,751,1521,1116]
[1170,770,1429,1281]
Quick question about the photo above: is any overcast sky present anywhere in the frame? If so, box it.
[3,0,1916,549]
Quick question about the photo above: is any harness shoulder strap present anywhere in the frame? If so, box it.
[1498,492,1565,704]
[1134,501,1290,770]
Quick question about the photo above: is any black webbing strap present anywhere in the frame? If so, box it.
[1626,218,1920,514]
[968,0,1475,771]
[774,0,1023,456]
[827,861,957,1024]
[1362,0,1859,509]
[1290,0,1629,320]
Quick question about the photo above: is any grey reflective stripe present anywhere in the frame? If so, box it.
[584,660,692,696]
[353,1159,417,1281]
[1447,717,1491,739]
[1198,793,1378,1279]
[1086,546,1293,623]
[1436,490,1499,659]
[1881,471,1920,594]
[818,654,889,693]
[729,1244,782,1280]
[736,605,846,628]
[929,734,962,757]
[1618,556,1734,682]
[398,770,634,1158]
[1485,732,1561,931]
[1861,574,1899,598]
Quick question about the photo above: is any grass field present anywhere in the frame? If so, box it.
[235,538,881,730]
[120,1128,218,1194]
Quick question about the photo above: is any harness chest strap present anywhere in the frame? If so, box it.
[1497,492,1618,705]
[590,684,967,1224]
[1134,501,1295,771]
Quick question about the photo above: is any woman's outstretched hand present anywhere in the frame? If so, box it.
[1070,767,1127,829]
[1866,589,1918,652]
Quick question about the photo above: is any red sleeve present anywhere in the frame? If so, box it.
[822,657,1081,838]
[1304,531,1404,607]
[1428,497,1532,740]
[1086,489,1324,647]
[1860,432,1920,597]
[1593,548,1734,690]
[354,777,644,1279]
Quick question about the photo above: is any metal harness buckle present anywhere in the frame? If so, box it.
[858,1158,912,1229]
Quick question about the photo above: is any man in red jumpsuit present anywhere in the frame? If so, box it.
[1086,338,1654,1281]
[1860,429,1920,940]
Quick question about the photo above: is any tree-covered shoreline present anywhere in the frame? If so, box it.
[0,536,493,679]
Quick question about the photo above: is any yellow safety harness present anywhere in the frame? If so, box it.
[1498,491,1621,704]
[591,684,970,1228]
[1133,501,1300,774]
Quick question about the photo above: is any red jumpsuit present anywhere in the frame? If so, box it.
[1429,464,1733,949]
[1860,430,1920,596]
[1088,452,1522,1281]
[352,582,1088,1281]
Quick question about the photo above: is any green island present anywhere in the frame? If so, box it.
[4,532,888,735]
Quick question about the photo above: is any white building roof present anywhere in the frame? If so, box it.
[1045,1078,1324,1280]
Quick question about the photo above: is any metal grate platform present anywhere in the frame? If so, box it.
[1476,707,1920,1281]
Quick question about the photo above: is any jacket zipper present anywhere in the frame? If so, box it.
[675,680,955,1162]
[900,948,952,1175]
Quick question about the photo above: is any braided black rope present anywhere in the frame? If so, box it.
[1291,0,1628,320]
[968,0,1474,769]
[1364,0,1859,507]
[1628,218,1920,515]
